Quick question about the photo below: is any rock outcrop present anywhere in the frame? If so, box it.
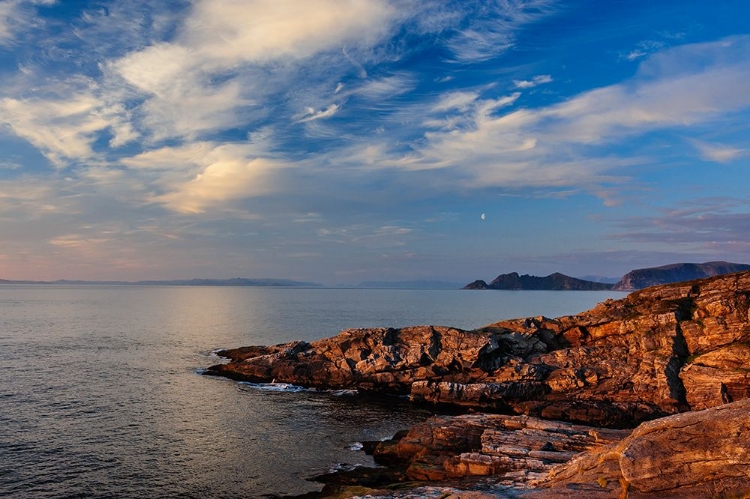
[208,271,750,428]
[369,412,630,484]
[299,399,750,498]
[613,261,750,290]
[531,397,750,498]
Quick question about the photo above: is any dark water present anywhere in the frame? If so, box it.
[0,286,625,498]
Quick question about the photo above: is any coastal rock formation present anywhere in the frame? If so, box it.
[208,271,750,428]
[613,261,750,290]
[315,399,750,498]
[369,412,630,483]
[531,397,750,498]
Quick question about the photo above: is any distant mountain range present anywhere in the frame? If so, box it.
[0,277,322,287]
[356,280,465,290]
[465,261,750,291]
[5,261,749,291]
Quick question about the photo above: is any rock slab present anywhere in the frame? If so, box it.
[533,397,750,498]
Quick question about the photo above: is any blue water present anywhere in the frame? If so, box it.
[0,286,626,498]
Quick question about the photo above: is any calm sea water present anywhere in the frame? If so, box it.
[0,285,626,498]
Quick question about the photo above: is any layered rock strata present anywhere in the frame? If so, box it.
[368,412,630,483]
[208,271,750,428]
[530,397,750,498]
[301,399,750,498]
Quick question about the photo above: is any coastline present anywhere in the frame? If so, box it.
[207,271,750,497]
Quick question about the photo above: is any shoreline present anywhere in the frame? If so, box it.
[208,271,750,497]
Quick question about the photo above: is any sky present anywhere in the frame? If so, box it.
[0,0,749,284]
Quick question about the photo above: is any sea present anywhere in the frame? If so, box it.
[0,285,627,498]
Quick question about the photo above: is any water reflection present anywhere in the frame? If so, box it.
[0,285,623,498]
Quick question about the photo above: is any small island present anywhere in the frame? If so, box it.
[463,272,614,290]
[207,270,750,498]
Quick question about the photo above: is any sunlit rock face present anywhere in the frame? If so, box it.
[208,271,750,428]
[530,397,750,498]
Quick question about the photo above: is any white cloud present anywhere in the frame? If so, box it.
[0,0,55,45]
[296,104,340,123]
[432,91,479,112]
[691,140,746,163]
[334,36,750,195]
[445,0,556,62]
[155,157,275,214]
[621,40,666,62]
[183,0,395,64]
[0,93,113,166]
[513,74,553,88]
[127,144,287,214]
[105,0,398,142]
[349,73,417,100]
[121,142,215,171]
[0,2,17,42]
[624,50,647,61]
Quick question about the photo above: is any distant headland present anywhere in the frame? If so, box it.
[465,260,750,291]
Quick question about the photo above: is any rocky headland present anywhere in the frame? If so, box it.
[463,260,750,292]
[612,261,750,290]
[206,271,750,498]
[463,272,614,291]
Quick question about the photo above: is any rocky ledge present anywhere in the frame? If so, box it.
[206,271,750,497]
[308,398,749,498]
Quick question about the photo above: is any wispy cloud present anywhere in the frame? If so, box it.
[513,74,553,88]
[610,200,750,258]
[444,0,557,62]
[691,140,746,163]
[370,36,750,194]
[1,0,748,282]
[0,0,55,45]
[0,92,116,166]
[296,104,340,123]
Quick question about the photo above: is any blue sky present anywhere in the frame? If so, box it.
[0,0,748,284]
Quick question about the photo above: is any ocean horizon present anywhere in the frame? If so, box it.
[0,285,626,498]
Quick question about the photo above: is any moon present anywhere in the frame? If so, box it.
[481,213,486,220]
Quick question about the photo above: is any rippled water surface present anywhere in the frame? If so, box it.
[0,285,625,498]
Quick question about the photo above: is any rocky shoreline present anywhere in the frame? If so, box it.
[206,271,750,498]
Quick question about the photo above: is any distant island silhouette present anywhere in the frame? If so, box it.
[0,277,322,287]
[464,261,750,291]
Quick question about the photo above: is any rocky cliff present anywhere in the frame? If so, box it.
[208,270,750,428]
[613,261,750,290]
